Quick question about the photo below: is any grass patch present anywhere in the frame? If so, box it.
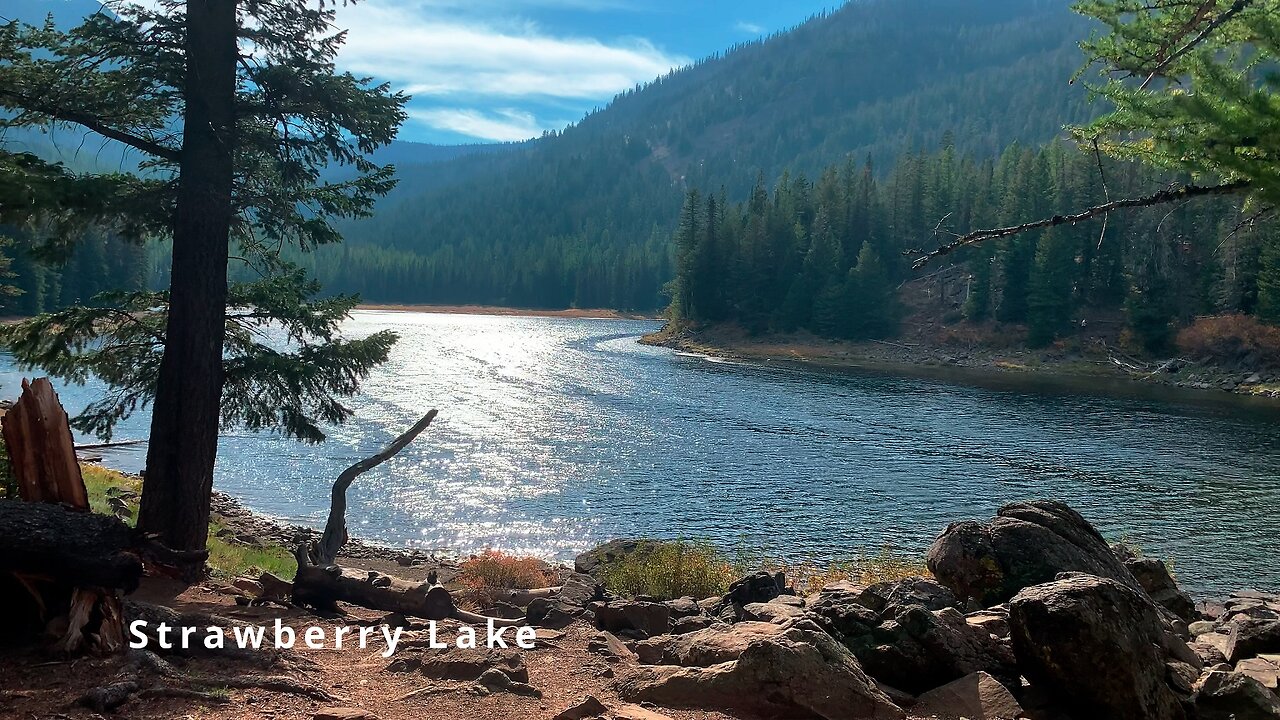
[601,541,737,600]
[759,547,929,594]
[82,463,296,581]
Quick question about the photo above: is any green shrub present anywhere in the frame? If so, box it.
[600,541,736,600]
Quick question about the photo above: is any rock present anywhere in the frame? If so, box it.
[592,600,671,639]
[587,631,636,662]
[1122,556,1196,622]
[1227,619,1280,663]
[1189,620,1216,636]
[529,573,602,629]
[670,615,715,634]
[912,671,1023,720]
[1009,574,1185,720]
[614,620,904,720]
[1194,632,1232,665]
[742,600,806,624]
[1236,657,1280,690]
[720,570,786,608]
[386,647,528,684]
[611,704,677,720]
[1193,670,1280,719]
[259,570,292,599]
[665,597,700,617]
[855,576,958,615]
[965,608,1010,638]
[847,605,1018,695]
[483,601,525,620]
[313,709,374,720]
[634,621,786,667]
[575,539,663,576]
[232,578,264,597]
[474,667,541,698]
[927,500,1146,605]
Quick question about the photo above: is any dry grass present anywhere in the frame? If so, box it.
[457,549,555,592]
[1177,314,1280,371]
[755,547,929,595]
[601,541,737,601]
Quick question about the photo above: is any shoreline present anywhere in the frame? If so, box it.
[641,322,1280,403]
[355,303,660,321]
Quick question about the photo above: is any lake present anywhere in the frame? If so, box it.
[4,310,1279,596]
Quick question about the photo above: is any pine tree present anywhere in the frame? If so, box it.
[0,0,406,555]
[1258,231,1280,325]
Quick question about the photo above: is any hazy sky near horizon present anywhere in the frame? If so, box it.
[15,0,837,144]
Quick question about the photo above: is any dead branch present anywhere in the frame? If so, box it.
[313,410,439,566]
[909,179,1251,269]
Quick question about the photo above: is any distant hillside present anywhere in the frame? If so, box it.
[312,0,1096,310]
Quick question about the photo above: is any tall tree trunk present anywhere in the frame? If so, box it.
[137,0,238,555]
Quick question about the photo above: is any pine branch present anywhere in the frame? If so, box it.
[910,179,1251,269]
[0,90,180,162]
[1138,0,1254,90]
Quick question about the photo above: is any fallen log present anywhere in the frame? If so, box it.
[0,499,143,591]
[292,411,525,627]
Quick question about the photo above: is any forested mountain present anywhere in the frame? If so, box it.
[668,140,1275,353]
[310,0,1095,309]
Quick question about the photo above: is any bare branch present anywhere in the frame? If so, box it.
[910,179,1251,269]
[1138,0,1254,90]
[0,90,180,162]
[313,410,439,566]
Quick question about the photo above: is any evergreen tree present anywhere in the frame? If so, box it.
[0,0,406,556]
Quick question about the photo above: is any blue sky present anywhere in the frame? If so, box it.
[333,0,837,144]
[18,0,836,144]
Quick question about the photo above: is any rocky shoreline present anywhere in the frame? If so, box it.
[206,483,1280,719]
[642,323,1280,400]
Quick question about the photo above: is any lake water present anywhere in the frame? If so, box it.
[4,310,1279,596]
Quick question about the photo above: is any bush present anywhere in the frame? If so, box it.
[601,541,736,600]
[458,550,555,591]
[1176,315,1280,371]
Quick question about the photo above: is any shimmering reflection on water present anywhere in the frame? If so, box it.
[5,310,1279,595]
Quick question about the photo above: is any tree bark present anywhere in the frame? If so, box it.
[137,0,239,556]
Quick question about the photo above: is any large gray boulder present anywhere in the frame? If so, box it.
[1115,545,1196,623]
[807,580,1015,694]
[1009,574,1187,720]
[614,620,904,720]
[927,500,1146,606]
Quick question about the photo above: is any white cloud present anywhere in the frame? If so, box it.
[331,0,688,140]
[734,21,764,35]
[409,107,551,142]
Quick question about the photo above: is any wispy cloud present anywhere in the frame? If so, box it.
[408,108,555,142]
[734,21,764,35]
[333,0,688,142]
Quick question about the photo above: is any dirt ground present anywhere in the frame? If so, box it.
[0,575,738,720]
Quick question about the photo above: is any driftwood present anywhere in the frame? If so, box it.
[292,410,524,627]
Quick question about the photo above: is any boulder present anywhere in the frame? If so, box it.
[386,646,528,684]
[742,600,807,624]
[1227,619,1280,663]
[614,620,904,720]
[633,621,787,667]
[965,607,1011,639]
[1009,574,1186,720]
[912,671,1023,720]
[848,605,1018,695]
[1236,657,1280,690]
[592,600,671,639]
[721,571,786,608]
[1193,670,1280,720]
[664,596,701,618]
[854,576,958,615]
[671,615,716,634]
[1193,632,1231,665]
[474,667,542,698]
[1120,553,1196,622]
[927,500,1145,606]
[528,573,602,629]
[575,539,663,576]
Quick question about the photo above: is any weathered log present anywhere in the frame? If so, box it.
[0,499,144,591]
